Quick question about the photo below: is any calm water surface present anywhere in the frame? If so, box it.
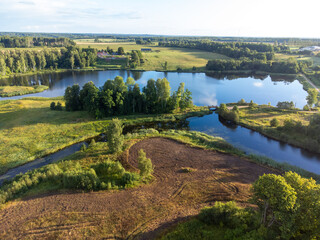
[1,70,320,174]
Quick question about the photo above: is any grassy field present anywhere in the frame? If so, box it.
[235,105,320,153]
[76,41,230,71]
[0,85,49,97]
[0,97,209,175]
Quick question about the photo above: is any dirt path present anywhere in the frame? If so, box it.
[300,73,320,92]
[0,138,274,240]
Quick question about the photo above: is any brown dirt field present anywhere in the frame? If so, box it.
[0,138,275,240]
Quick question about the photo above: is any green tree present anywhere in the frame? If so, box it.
[180,89,193,110]
[138,149,153,178]
[306,88,318,107]
[252,174,297,229]
[156,78,171,112]
[106,118,124,153]
[56,101,63,111]
[143,79,158,113]
[79,81,99,116]
[270,118,279,127]
[64,84,81,111]
[117,47,125,55]
[50,102,56,110]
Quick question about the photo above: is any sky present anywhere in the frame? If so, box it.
[0,0,319,38]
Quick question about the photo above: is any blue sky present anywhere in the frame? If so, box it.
[0,0,319,38]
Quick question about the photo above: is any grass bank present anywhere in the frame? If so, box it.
[223,104,320,154]
[0,85,49,97]
[0,97,210,175]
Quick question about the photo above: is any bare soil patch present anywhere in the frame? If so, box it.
[0,137,274,239]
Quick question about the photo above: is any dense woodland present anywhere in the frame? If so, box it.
[0,46,97,75]
[64,76,193,118]
[206,58,312,74]
[0,36,75,48]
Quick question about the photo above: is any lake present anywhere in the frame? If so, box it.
[1,70,320,174]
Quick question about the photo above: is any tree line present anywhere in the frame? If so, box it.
[0,46,97,76]
[0,36,75,48]
[206,58,312,74]
[64,76,193,118]
[159,40,290,60]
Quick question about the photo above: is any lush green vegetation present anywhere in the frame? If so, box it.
[206,58,311,74]
[0,140,145,205]
[0,46,97,77]
[0,85,48,97]
[159,40,289,60]
[0,97,209,175]
[0,36,75,48]
[162,172,320,240]
[65,76,193,118]
[217,102,320,154]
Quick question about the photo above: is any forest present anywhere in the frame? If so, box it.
[0,36,75,48]
[0,46,97,75]
[206,58,312,74]
[64,76,193,118]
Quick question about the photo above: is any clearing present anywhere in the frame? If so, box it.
[0,137,274,239]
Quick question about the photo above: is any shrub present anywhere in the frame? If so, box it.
[270,118,279,127]
[238,99,246,104]
[249,100,257,108]
[93,161,125,179]
[50,102,56,110]
[106,118,124,153]
[233,105,239,112]
[138,149,153,178]
[56,101,63,110]
[63,168,100,190]
[303,104,310,111]
[198,201,253,228]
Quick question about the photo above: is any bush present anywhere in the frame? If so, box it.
[198,201,253,228]
[106,118,124,153]
[270,118,279,127]
[238,99,246,104]
[56,101,63,110]
[93,161,125,179]
[249,100,257,108]
[63,168,100,190]
[138,149,153,178]
[50,101,56,110]
[232,105,239,112]
[303,104,310,111]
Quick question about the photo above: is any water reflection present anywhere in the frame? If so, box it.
[1,70,319,174]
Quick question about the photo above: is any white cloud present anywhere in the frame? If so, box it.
[253,82,263,88]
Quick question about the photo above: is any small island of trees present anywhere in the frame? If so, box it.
[64,76,193,118]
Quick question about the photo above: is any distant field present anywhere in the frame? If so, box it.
[275,53,320,66]
[76,41,230,70]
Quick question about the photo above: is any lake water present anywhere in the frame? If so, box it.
[1,70,320,174]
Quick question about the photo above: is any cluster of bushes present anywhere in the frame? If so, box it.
[206,58,307,74]
[276,101,295,109]
[64,76,193,118]
[50,101,63,111]
[0,46,97,76]
[0,155,152,205]
[216,103,240,123]
[163,172,320,240]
